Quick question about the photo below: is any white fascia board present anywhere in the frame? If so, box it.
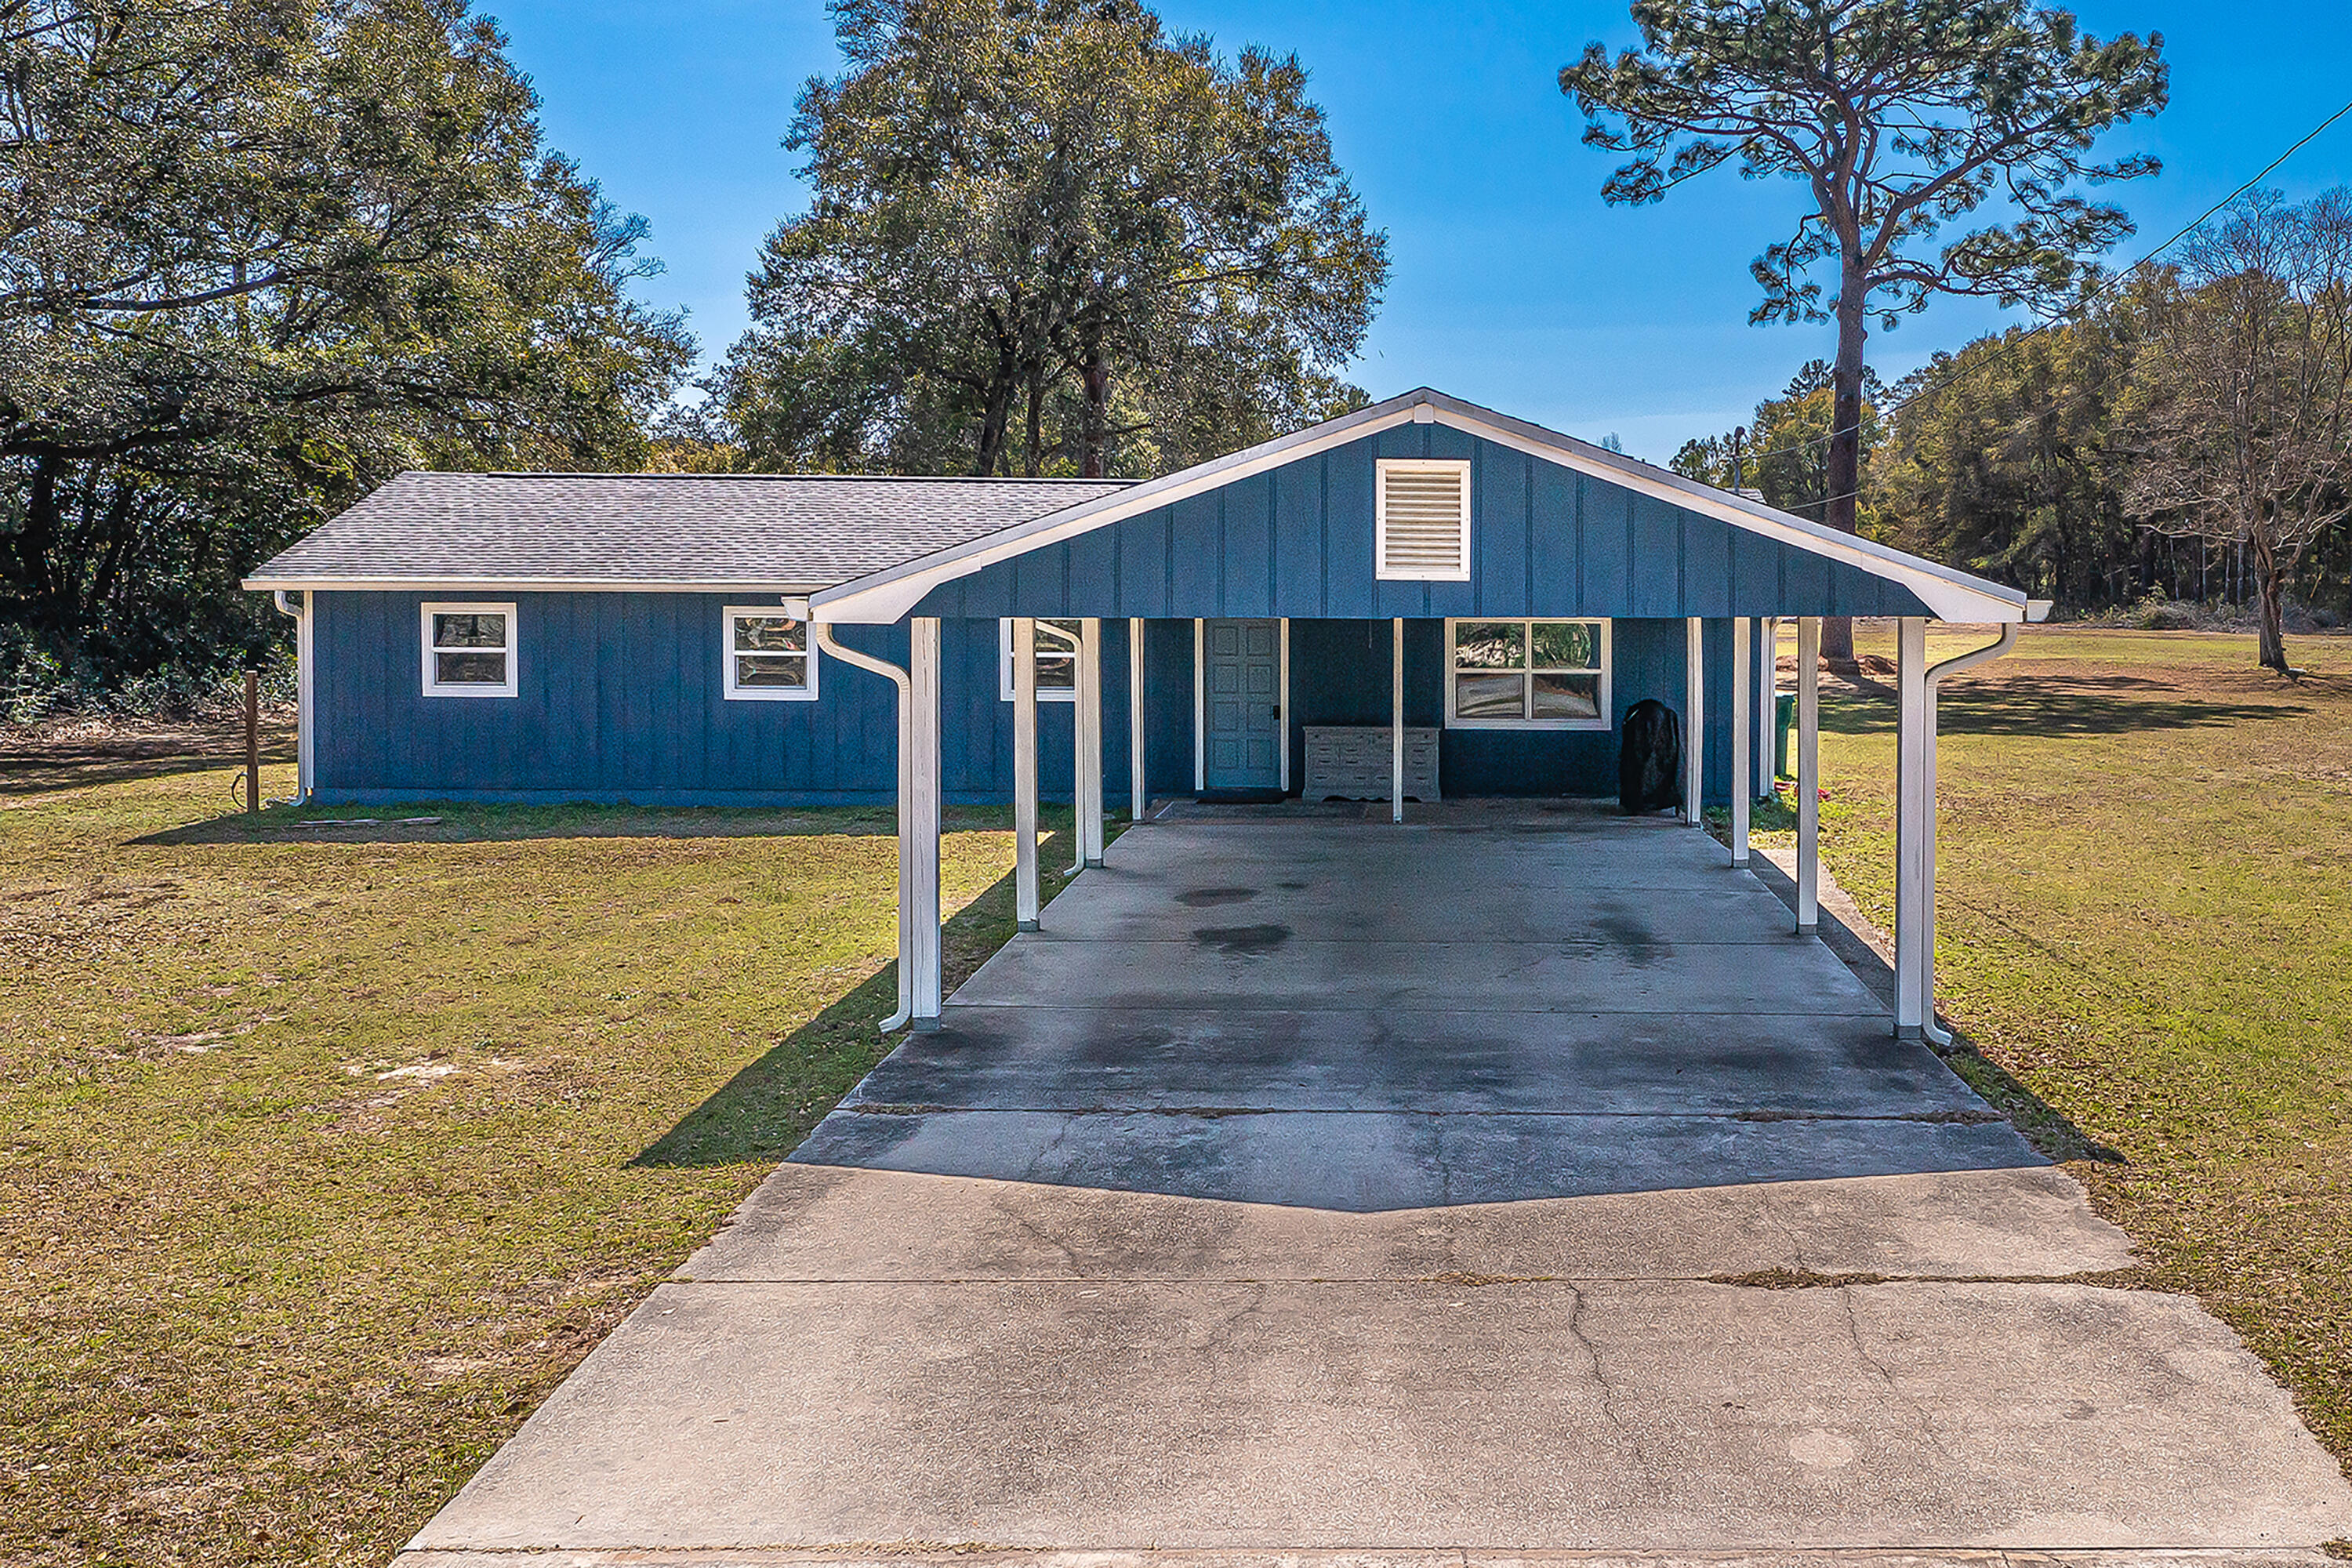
[1414,391,2031,623]
[809,391,1431,622]
[242,575,830,595]
[813,387,2028,623]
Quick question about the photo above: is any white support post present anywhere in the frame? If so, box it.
[1192,619,1206,794]
[1077,617,1104,867]
[909,617,944,1029]
[1683,618,1705,826]
[1893,616,1929,1038]
[1796,616,1820,933]
[1730,616,1751,866]
[1759,618,1778,797]
[1128,617,1146,822]
[1013,616,1040,931]
[1390,618,1406,824]
[1277,618,1291,795]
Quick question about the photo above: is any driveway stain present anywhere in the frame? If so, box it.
[1178,887,1258,907]
[1592,908,1662,968]
[1192,923,1292,956]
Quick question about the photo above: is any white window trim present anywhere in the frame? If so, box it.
[420,601,517,698]
[723,605,819,702]
[999,617,1080,702]
[1374,457,1472,582]
[1443,617,1613,731]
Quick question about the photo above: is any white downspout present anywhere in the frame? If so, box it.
[271,590,313,804]
[1917,622,2020,1047]
[814,620,918,1034]
[1036,620,1087,872]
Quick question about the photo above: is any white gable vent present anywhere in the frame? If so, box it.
[1376,459,1472,581]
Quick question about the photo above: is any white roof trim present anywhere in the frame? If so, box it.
[241,575,830,595]
[808,387,2031,624]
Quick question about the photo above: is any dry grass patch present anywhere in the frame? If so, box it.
[0,738,1078,1566]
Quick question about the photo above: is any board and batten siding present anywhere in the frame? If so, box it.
[309,592,1135,807]
[901,427,1932,623]
[1276,618,1745,804]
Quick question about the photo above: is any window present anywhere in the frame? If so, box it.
[1376,459,1471,580]
[724,607,818,700]
[1444,619,1610,730]
[421,602,516,697]
[998,618,1081,702]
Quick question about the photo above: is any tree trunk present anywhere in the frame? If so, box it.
[1022,367,1045,477]
[2253,531,2289,672]
[1079,338,1109,480]
[1820,260,1869,662]
[10,456,66,653]
[975,380,1014,477]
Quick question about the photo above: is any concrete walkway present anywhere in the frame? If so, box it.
[401,808,2352,1566]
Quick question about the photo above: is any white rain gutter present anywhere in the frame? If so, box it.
[1918,622,2021,1047]
[810,616,916,1033]
[270,590,313,804]
[1033,619,1094,873]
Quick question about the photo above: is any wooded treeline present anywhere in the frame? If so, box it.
[1673,187,2352,666]
[0,0,697,702]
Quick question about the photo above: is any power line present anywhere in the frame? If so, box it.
[1722,94,2352,475]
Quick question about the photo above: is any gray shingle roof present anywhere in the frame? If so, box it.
[244,471,1134,590]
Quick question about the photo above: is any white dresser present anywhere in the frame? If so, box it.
[1303,725,1439,802]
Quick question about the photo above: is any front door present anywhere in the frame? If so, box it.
[1203,619,1282,791]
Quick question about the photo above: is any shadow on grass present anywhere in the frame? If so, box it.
[1820,672,2307,739]
[632,823,1090,1170]
[0,726,296,797]
[1742,852,2124,1167]
[134,799,1046,848]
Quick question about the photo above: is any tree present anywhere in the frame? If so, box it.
[2122,189,2352,672]
[1561,0,2165,656]
[713,0,1385,479]
[1672,360,1884,523]
[1868,294,2149,608]
[0,0,695,690]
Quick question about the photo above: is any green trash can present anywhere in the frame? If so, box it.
[1774,692,1796,779]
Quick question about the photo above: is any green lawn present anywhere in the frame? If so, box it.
[0,743,1080,1566]
[1781,623,2352,1473]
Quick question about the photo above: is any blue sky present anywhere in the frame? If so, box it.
[488,1,2352,463]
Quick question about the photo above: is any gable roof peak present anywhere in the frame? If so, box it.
[808,385,2033,625]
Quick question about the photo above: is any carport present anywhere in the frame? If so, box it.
[799,388,2049,1041]
[791,806,2038,1210]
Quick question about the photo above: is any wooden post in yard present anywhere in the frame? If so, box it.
[245,670,260,812]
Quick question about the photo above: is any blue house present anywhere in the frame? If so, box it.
[246,387,2041,1035]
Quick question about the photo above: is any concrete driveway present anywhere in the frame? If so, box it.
[401,808,2352,1565]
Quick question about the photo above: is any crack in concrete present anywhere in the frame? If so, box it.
[1755,1188,1813,1276]
[682,1269,2159,1290]
[827,1104,2018,1123]
[985,1196,1087,1278]
[1838,1287,1958,1465]
[1562,1283,1634,1443]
